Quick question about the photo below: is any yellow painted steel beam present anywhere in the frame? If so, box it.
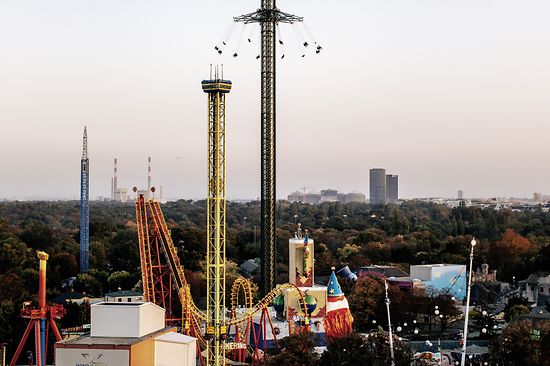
[203,75,232,366]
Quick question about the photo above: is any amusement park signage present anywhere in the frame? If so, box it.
[224,342,247,350]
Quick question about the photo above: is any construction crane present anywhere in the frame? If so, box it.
[80,126,90,273]
[234,0,303,296]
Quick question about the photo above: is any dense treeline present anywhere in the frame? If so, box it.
[1,199,550,354]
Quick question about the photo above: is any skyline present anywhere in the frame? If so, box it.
[1,0,550,200]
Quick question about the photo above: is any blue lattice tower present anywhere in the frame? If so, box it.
[80,127,90,273]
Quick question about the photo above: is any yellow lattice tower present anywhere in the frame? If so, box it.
[202,67,232,366]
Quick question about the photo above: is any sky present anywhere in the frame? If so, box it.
[1,0,549,200]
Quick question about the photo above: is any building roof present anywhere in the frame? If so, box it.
[56,327,177,346]
[104,290,143,297]
[240,259,260,274]
[356,265,409,278]
[53,292,87,304]
[538,275,550,285]
[519,275,539,285]
[411,263,465,268]
[156,332,196,344]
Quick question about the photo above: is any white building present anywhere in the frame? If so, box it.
[410,264,467,299]
[55,302,196,366]
[105,290,144,303]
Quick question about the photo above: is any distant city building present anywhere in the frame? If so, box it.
[386,174,398,202]
[111,157,161,202]
[369,168,386,204]
[345,192,366,203]
[303,192,321,204]
[337,192,347,203]
[287,189,365,204]
[320,189,338,203]
[111,158,129,202]
[533,192,543,202]
[288,191,304,203]
[458,190,464,200]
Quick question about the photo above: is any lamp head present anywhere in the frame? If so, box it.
[471,238,477,247]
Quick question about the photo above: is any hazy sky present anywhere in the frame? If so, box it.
[1,0,549,200]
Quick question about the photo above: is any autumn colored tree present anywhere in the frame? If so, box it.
[347,275,386,331]
[490,319,550,366]
[491,229,534,280]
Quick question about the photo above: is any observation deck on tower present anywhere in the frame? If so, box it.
[201,79,232,93]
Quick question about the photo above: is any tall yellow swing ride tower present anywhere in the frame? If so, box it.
[202,66,232,366]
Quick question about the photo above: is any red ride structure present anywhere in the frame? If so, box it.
[10,251,65,366]
[135,192,311,365]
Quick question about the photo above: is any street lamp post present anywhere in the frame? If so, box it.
[461,238,476,366]
[384,280,395,366]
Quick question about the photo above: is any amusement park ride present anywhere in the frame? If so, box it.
[133,65,351,365]
[9,252,65,366]
[132,3,332,366]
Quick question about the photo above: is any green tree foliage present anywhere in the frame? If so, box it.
[107,270,135,291]
[504,296,529,322]
[320,331,412,366]
[1,199,550,354]
[262,332,319,366]
[319,332,371,366]
[507,305,530,321]
[347,276,386,331]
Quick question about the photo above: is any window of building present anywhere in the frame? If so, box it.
[127,298,132,302]
[118,298,122,302]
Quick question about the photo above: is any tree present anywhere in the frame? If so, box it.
[74,273,102,296]
[319,332,373,366]
[491,229,534,280]
[262,332,319,366]
[507,305,530,321]
[347,276,385,331]
[107,270,135,291]
[471,307,500,339]
[504,296,529,322]
[319,331,412,366]
[490,319,550,366]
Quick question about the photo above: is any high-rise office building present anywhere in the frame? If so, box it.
[369,168,386,204]
[386,174,398,202]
